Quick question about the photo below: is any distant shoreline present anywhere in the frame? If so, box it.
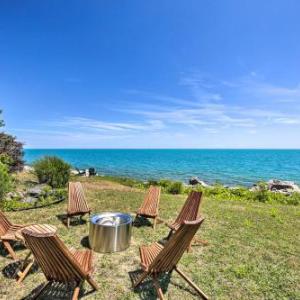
[24,148,300,150]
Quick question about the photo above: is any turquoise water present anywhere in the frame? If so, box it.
[24,149,300,186]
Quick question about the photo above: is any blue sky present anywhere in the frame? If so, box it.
[1,0,300,148]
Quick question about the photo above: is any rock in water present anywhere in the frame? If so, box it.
[189,177,209,187]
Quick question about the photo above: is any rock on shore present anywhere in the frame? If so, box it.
[189,177,210,187]
[267,179,300,193]
[250,179,300,194]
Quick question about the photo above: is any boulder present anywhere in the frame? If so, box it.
[23,165,34,172]
[189,177,209,187]
[71,169,79,175]
[22,197,37,204]
[5,191,25,200]
[267,180,300,194]
[27,184,48,197]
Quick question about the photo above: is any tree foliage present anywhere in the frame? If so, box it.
[0,162,12,201]
[0,110,24,172]
[0,133,24,172]
[0,110,4,128]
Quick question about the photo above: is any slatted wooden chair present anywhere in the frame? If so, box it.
[136,186,161,229]
[0,210,29,260]
[21,224,98,300]
[164,191,203,251]
[134,218,208,300]
[67,182,91,228]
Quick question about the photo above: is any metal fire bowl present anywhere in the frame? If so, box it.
[89,212,132,253]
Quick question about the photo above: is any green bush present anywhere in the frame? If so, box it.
[167,181,184,194]
[33,156,71,188]
[157,179,184,194]
[0,162,12,200]
[158,179,173,188]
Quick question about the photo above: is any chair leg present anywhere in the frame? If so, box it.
[2,240,18,260]
[152,274,165,300]
[153,217,157,230]
[67,216,70,228]
[17,260,34,284]
[175,267,209,300]
[72,283,81,300]
[133,271,148,289]
[87,275,98,291]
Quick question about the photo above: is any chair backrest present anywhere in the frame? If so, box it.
[67,182,90,214]
[149,218,205,273]
[173,191,202,225]
[0,210,12,236]
[22,224,87,283]
[139,186,161,216]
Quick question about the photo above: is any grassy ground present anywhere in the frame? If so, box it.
[0,175,299,299]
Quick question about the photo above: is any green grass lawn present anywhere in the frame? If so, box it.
[0,176,299,299]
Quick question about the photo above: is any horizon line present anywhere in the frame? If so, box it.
[24,147,300,150]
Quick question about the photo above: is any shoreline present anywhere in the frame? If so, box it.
[23,165,300,194]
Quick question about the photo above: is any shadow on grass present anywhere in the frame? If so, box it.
[0,241,26,259]
[2,259,38,279]
[133,216,153,228]
[169,278,200,298]
[22,281,95,300]
[56,214,87,228]
[80,236,90,249]
[129,270,172,300]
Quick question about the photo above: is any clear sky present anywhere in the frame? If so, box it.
[1,0,300,148]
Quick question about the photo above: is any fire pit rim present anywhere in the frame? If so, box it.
[90,212,132,227]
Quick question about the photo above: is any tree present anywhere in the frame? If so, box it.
[0,110,24,172]
[0,110,4,128]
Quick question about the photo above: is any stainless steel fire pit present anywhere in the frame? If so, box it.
[89,212,132,253]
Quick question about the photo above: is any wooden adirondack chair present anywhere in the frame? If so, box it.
[134,218,208,300]
[67,182,91,228]
[136,186,161,229]
[164,191,203,251]
[0,210,29,260]
[21,224,98,300]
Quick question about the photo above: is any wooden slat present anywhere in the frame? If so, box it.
[135,218,207,298]
[22,224,97,293]
[67,182,91,227]
[170,191,202,230]
[0,210,13,236]
[137,186,161,218]
[0,210,30,260]
[140,218,204,272]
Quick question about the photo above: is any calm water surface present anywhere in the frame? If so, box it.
[24,149,300,186]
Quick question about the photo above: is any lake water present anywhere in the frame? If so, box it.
[24,149,300,186]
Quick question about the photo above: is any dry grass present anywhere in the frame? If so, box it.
[0,175,299,299]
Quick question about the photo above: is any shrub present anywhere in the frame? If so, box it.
[33,156,71,188]
[287,192,300,205]
[166,181,184,194]
[0,162,12,200]
[158,179,173,188]
[148,179,159,186]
